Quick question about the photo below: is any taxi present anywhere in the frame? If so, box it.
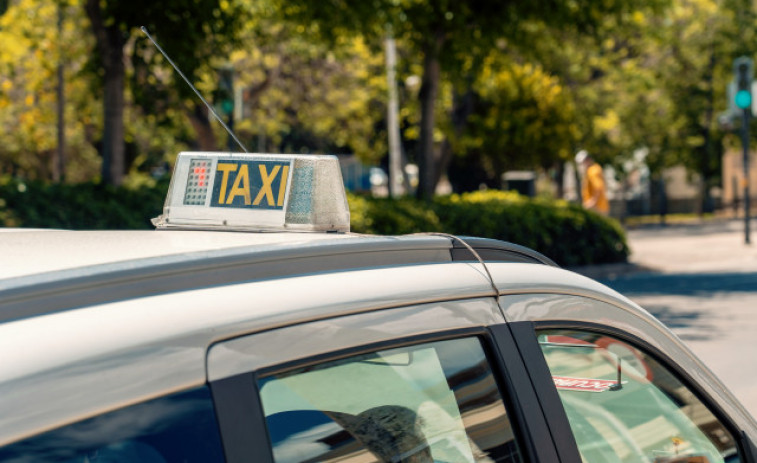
[0,151,755,463]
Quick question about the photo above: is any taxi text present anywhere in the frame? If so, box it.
[211,160,291,210]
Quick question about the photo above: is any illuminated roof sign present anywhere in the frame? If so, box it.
[153,152,350,232]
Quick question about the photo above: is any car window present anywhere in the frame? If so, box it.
[537,329,740,463]
[258,337,523,463]
[0,387,224,463]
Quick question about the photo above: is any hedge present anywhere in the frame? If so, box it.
[431,191,628,267]
[0,177,168,230]
[0,178,628,266]
[348,190,629,266]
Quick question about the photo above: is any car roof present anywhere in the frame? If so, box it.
[0,229,360,279]
[0,227,684,447]
[0,229,641,382]
[0,229,560,323]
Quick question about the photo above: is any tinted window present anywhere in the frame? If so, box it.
[0,387,225,463]
[538,329,740,463]
[259,337,522,463]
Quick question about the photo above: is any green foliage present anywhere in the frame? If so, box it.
[458,57,579,176]
[0,0,101,182]
[229,11,389,163]
[348,193,442,235]
[525,0,734,209]
[1,0,749,218]
[282,0,669,198]
[433,191,628,266]
[349,190,628,266]
[0,177,168,229]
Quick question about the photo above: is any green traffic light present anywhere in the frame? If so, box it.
[736,89,752,109]
[221,100,234,115]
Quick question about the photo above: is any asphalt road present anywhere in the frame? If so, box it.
[595,219,757,418]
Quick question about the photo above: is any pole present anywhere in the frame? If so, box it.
[742,107,751,244]
[385,30,402,198]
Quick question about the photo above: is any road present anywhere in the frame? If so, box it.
[593,220,757,418]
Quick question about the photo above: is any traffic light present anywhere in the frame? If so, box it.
[734,56,753,110]
[215,66,234,117]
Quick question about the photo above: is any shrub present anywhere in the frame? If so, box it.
[347,193,442,235]
[350,190,628,266]
[432,190,629,266]
[0,177,169,230]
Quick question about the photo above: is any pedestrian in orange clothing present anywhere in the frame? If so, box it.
[576,150,609,215]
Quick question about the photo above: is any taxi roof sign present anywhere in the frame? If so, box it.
[153,152,350,232]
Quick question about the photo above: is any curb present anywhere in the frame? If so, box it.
[566,262,657,281]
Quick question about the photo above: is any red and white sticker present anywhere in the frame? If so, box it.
[552,376,620,393]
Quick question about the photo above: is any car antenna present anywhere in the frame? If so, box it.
[140,26,249,153]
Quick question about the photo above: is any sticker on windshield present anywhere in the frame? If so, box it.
[553,376,623,393]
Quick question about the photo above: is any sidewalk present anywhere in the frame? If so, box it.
[573,218,757,279]
[626,219,757,274]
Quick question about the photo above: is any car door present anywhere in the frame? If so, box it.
[499,293,757,463]
[206,297,565,463]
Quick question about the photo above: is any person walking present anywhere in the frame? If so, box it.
[576,150,609,215]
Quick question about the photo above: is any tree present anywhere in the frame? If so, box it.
[0,0,101,182]
[537,0,741,212]
[84,0,244,185]
[283,0,667,199]
[454,56,579,185]
[226,4,389,162]
[654,0,741,212]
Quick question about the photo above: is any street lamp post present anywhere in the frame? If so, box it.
[742,107,751,244]
[734,56,753,244]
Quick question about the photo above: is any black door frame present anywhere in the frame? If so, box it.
[209,323,568,463]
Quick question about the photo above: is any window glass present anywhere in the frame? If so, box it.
[538,329,740,463]
[0,387,225,463]
[259,337,522,463]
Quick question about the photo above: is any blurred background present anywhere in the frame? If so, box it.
[1,0,757,249]
[2,0,757,414]
[1,0,752,201]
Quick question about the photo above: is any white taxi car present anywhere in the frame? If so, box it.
[0,152,755,463]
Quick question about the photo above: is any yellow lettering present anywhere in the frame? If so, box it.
[226,164,251,205]
[216,163,237,204]
[277,165,290,207]
[253,165,281,206]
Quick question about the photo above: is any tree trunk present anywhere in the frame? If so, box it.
[699,47,717,214]
[555,162,565,199]
[434,89,475,191]
[187,103,219,151]
[85,0,126,186]
[416,33,444,200]
[103,61,125,185]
